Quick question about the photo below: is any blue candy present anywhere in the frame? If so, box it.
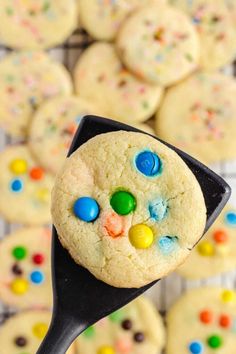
[225,211,236,227]
[135,151,161,177]
[10,178,23,192]
[149,198,168,221]
[158,236,178,255]
[73,197,100,222]
[189,341,204,354]
[30,270,44,284]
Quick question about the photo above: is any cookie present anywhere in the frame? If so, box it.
[167,287,236,354]
[177,205,236,280]
[116,4,199,86]
[169,0,236,70]
[74,42,163,124]
[79,0,166,41]
[0,0,78,50]
[0,310,75,354]
[133,124,155,135]
[0,227,52,309]
[51,131,206,288]
[156,72,236,164]
[29,96,101,174]
[0,145,54,225]
[76,296,165,354]
[0,51,72,138]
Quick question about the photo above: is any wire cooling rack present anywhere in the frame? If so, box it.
[0,29,236,331]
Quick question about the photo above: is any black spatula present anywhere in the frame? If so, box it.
[37,116,231,354]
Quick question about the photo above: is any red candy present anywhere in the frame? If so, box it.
[199,310,213,324]
[32,253,44,265]
[213,229,229,244]
[219,314,231,328]
[30,167,44,181]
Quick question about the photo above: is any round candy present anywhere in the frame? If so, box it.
[121,319,132,330]
[158,236,178,255]
[103,212,126,238]
[189,341,204,354]
[109,309,124,323]
[221,290,236,303]
[83,326,95,338]
[207,335,223,349]
[10,178,23,192]
[213,230,229,244]
[149,198,168,221]
[12,246,27,260]
[9,159,27,175]
[10,279,29,295]
[14,336,27,347]
[73,197,100,222]
[129,224,154,249]
[12,263,23,276]
[219,314,231,328]
[32,322,48,339]
[29,167,44,181]
[134,332,145,343]
[197,241,214,256]
[225,211,236,226]
[199,310,213,324]
[97,346,115,354]
[30,271,44,284]
[32,253,45,265]
[135,151,161,177]
[110,191,136,216]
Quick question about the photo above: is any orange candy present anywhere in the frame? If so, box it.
[30,167,44,180]
[219,314,231,328]
[213,229,229,244]
[199,310,213,324]
[103,212,126,238]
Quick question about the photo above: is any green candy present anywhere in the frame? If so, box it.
[110,191,136,216]
[207,335,223,349]
[109,309,124,322]
[83,326,95,338]
[12,246,27,260]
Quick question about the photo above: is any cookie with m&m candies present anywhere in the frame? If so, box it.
[0,310,75,354]
[167,287,236,354]
[76,296,165,354]
[0,145,54,225]
[0,227,52,309]
[178,205,236,280]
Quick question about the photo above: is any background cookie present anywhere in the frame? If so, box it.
[156,72,236,164]
[0,227,52,309]
[169,0,236,70]
[0,51,72,138]
[0,0,78,50]
[74,42,163,124]
[29,96,101,174]
[0,310,75,353]
[76,296,165,354]
[0,145,54,225]
[116,4,199,86]
[177,205,236,280]
[167,287,236,354]
[52,131,206,288]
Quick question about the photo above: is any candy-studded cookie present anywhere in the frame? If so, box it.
[74,42,163,124]
[0,51,72,138]
[29,96,101,174]
[0,228,52,309]
[0,145,54,225]
[0,310,75,354]
[116,3,199,86]
[76,296,165,354]
[52,131,206,288]
[167,287,236,354]
[0,0,78,50]
[156,72,236,164]
[169,0,236,70]
[178,205,236,280]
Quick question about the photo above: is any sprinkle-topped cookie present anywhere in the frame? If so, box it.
[167,287,236,354]
[169,0,236,69]
[0,145,54,225]
[156,72,236,163]
[29,96,101,174]
[0,310,75,353]
[0,51,72,138]
[52,131,206,288]
[74,42,163,124]
[178,205,236,280]
[116,3,199,86]
[0,228,52,309]
[0,0,78,49]
[76,296,165,354]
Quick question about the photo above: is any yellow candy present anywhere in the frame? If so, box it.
[97,346,115,354]
[9,159,27,174]
[10,279,29,295]
[36,188,49,202]
[222,290,236,303]
[129,224,154,249]
[197,241,214,256]
[33,322,48,339]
